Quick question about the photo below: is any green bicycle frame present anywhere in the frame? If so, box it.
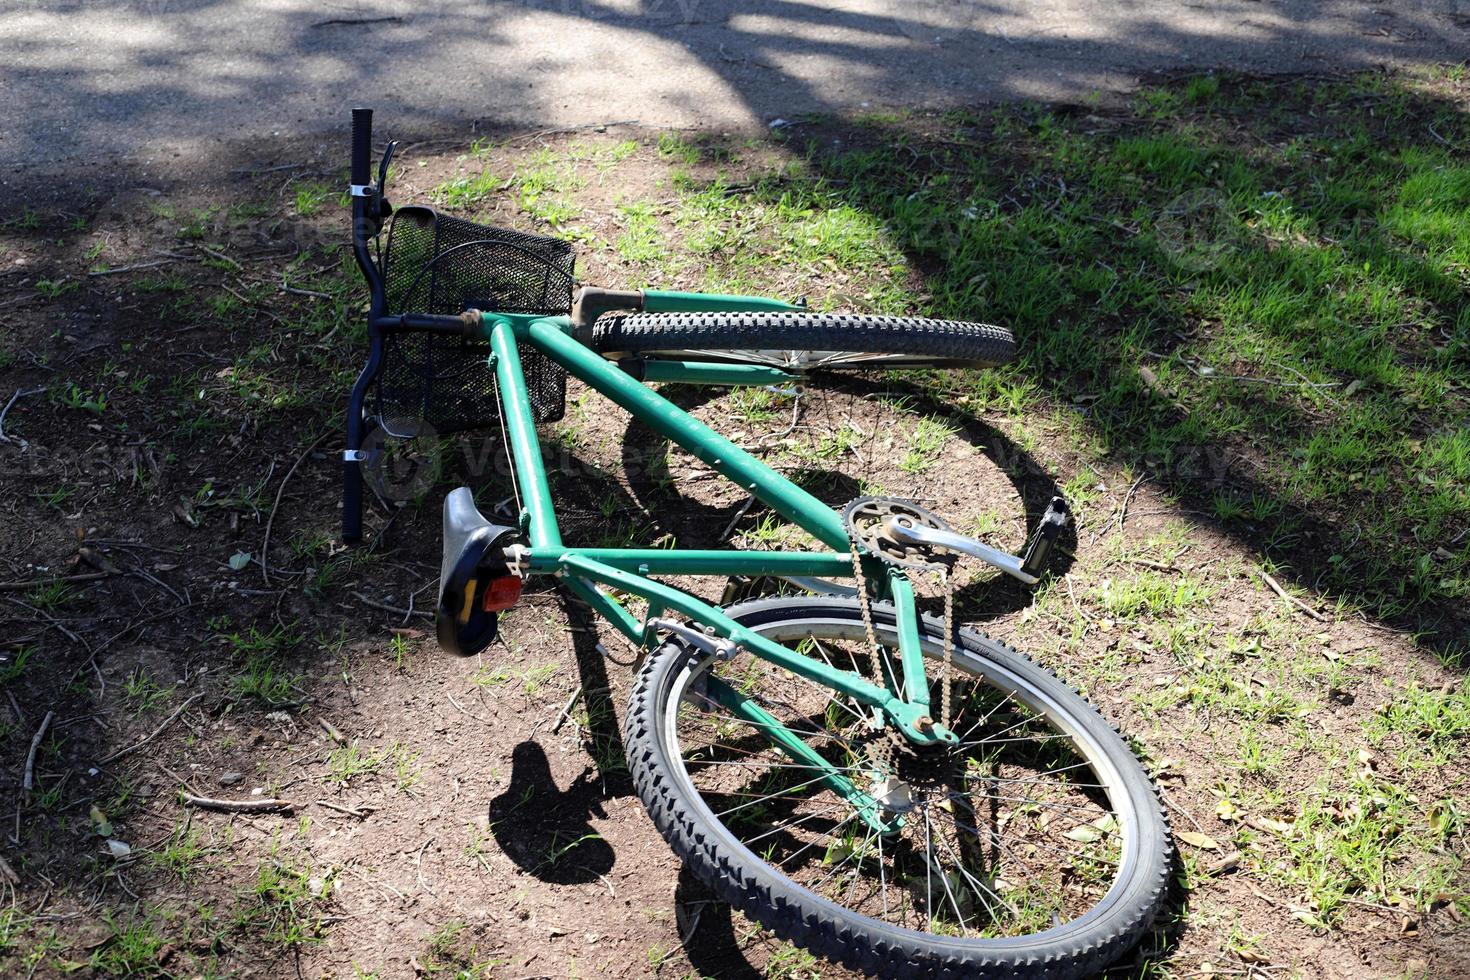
[475,306,956,819]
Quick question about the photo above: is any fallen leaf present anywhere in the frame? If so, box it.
[1248,815,1295,835]
[228,551,251,571]
[89,805,112,838]
[1178,831,1221,850]
[1291,909,1327,929]
[1063,825,1104,843]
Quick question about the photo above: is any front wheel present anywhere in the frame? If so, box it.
[624,597,1171,979]
[592,310,1016,371]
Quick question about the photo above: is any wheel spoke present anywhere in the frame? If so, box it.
[641,605,1160,948]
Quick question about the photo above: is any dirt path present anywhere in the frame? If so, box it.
[5,0,1470,172]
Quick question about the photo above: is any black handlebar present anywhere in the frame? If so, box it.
[350,107,373,186]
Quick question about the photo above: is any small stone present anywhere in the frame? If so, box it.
[219,771,244,787]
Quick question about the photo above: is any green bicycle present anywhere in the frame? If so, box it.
[343,109,1171,978]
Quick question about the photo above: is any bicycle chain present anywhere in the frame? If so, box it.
[843,497,959,734]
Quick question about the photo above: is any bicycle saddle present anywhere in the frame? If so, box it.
[437,487,522,656]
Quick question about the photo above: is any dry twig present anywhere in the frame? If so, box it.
[1253,568,1326,621]
[99,692,205,764]
[0,571,111,592]
[182,794,294,814]
[23,711,53,791]
[0,387,46,443]
[352,591,433,620]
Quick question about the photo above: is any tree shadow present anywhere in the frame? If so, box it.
[9,0,1470,170]
[632,75,1470,660]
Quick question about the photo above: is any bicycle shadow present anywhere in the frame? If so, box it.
[618,374,1076,624]
[486,740,616,885]
[674,867,764,980]
[483,581,639,885]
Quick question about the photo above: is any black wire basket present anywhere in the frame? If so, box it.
[374,205,574,436]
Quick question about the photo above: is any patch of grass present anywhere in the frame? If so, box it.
[900,416,956,473]
[123,668,174,714]
[0,646,34,687]
[434,168,508,210]
[230,655,302,707]
[152,821,212,880]
[35,278,79,299]
[1255,766,1464,927]
[765,941,823,979]
[420,918,504,976]
[245,852,335,947]
[389,632,413,672]
[390,743,423,794]
[537,830,602,872]
[221,622,300,657]
[325,743,386,785]
[177,206,218,240]
[1097,571,1211,619]
[55,382,107,414]
[657,131,701,166]
[615,200,665,266]
[324,741,421,792]
[471,661,559,696]
[1368,679,1470,767]
[293,182,330,217]
[88,909,170,976]
[512,149,586,229]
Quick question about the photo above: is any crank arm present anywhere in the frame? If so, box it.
[884,496,1070,585]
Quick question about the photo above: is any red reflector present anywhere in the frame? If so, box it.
[481,574,522,612]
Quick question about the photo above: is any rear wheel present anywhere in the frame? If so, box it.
[592,310,1016,371]
[625,597,1171,979]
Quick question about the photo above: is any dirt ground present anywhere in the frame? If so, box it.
[2,74,1467,979]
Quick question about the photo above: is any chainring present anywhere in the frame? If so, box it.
[842,496,956,571]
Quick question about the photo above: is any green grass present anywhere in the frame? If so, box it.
[293,182,330,217]
[615,200,665,267]
[152,821,213,880]
[325,741,421,791]
[245,852,335,947]
[123,668,175,714]
[900,416,957,473]
[0,646,33,686]
[652,70,1470,651]
[1097,571,1211,619]
[230,655,303,707]
[434,168,508,210]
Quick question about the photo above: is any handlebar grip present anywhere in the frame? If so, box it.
[351,107,373,186]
